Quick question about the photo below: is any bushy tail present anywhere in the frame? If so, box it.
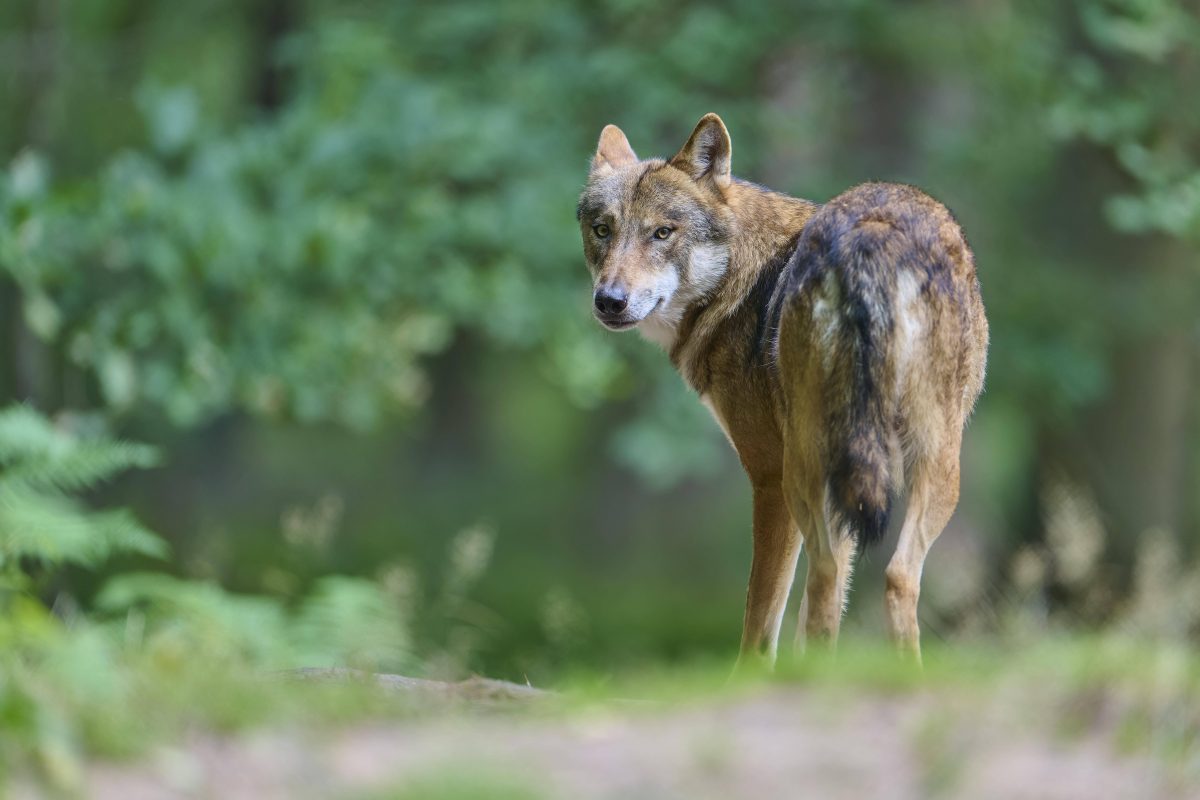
[826,222,898,549]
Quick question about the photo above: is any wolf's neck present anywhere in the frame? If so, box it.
[717,181,816,321]
[726,180,816,262]
[665,180,816,390]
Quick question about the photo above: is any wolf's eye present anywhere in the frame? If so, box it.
[592,223,610,238]
[653,226,673,240]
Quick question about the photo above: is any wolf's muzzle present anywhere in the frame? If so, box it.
[593,286,629,317]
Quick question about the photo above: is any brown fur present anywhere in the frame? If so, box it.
[578,114,988,666]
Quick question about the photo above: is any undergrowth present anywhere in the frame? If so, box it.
[1,404,1198,794]
[0,405,422,789]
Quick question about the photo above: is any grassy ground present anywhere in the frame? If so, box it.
[7,636,1199,799]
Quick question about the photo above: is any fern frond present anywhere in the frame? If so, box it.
[291,576,411,671]
[0,486,112,567]
[87,509,170,561]
[0,406,167,569]
[97,573,289,662]
[0,486,167,567]
[0,406,68,464]
[4,441,160,493]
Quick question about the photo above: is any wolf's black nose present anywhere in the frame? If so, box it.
[594,287,628,316]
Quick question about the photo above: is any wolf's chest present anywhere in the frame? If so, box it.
[638,317,677,351]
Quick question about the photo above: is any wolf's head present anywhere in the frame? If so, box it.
[577,114,735,345]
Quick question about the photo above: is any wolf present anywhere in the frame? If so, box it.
[577,113,988,665]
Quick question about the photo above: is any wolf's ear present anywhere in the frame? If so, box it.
[670,113,732,190]
[591,124,638,175]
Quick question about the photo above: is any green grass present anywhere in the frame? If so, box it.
[5,621,1199,794]
[356,773,547,800]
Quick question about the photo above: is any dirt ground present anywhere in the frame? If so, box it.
[29,679,1193,800]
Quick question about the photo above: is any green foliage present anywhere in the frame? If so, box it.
[6,0,1195,457]
[0,405,164,575]
[0,405,421,785]
[1053,0,1200,243]
[0,0,820,479]
[0,589,421,790]
[0,564,421,788]
[94,572,413,673]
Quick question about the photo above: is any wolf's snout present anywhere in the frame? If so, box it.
[593,286,629,316]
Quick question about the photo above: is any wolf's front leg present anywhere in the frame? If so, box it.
[735,484,800,671]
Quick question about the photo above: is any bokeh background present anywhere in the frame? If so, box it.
[1,0,1197,683]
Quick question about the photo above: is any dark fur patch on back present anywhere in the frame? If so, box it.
[746,231,805,370]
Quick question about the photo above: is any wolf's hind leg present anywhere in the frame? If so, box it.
[736,484,801,669]
[783,496,855,651]
[798,509,856,647]
[884,429,962,661]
